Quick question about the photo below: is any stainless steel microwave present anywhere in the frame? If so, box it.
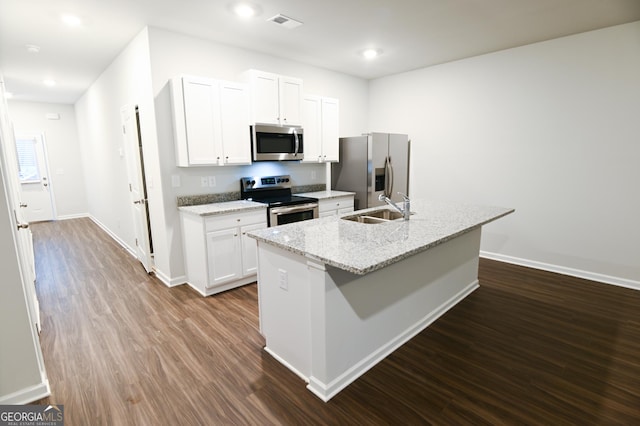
[251,124,304,161]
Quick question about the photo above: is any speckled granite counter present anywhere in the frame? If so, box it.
[178,200,266,217]
[296,190,356,200]
[247,199,513,275]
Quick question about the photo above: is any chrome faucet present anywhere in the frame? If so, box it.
[378,192,411,221]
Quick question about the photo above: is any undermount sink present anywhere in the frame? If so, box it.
[341,208,405,224]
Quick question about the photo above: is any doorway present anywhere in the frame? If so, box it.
[15,133,56,223]
[121,105,153,273]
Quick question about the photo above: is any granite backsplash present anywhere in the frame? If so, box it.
[177,184,325,207]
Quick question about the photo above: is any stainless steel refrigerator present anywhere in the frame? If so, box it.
[332,133,410,211]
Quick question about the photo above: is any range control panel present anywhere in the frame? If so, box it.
[241,175,292,191]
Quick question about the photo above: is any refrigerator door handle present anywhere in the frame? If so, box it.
[385,156,394,197]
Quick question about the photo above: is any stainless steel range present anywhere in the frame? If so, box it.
[240,175,319,227]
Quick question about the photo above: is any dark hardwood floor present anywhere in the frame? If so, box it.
[31,218,640,425]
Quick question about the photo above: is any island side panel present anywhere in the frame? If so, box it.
[257,242,312,380]
[307,228,483,402]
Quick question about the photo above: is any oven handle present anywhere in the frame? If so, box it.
[271,203,318,215]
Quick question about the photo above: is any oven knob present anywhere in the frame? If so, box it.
[285,178,290,182]
[250,180,255,185]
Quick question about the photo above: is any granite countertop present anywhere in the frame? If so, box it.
[296,190,356,200]
[247,199,514,275]
[178,200,267,216]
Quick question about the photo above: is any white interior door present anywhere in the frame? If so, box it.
[1,105,41,334]
[16,134,55,223]
[121,105,153,273]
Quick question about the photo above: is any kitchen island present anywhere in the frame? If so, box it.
[247,200,514,401]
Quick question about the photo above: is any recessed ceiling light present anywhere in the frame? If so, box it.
[4,92,14,99]
[25,44,41,54]
[43,79,56,87]
[61,14,82,27]
[361,48,382,60]
[233,3,260,18]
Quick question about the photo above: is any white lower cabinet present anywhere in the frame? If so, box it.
[181,209,267,296]
[206,228,242,287]
[318,195,354,218]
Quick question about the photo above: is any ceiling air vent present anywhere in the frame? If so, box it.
[267,14,303,29]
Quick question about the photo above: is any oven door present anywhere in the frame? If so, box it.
[269,203,318,227]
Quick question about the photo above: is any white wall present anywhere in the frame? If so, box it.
[146,27,370,283]
[368,21,640,287]
[75,28,162,265]
[7,101,87,219]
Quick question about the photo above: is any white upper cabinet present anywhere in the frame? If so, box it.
[244,70,303,125]
[171,76,251,167]
[301,95,340,163]
[279,76,303,125]
[218,81,252,165]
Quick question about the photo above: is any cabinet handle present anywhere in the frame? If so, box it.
[20,202,28,208]
[17,223,29,230]
[234,233,238,237]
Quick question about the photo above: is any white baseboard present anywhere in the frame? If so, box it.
[306,280,479,402]
[0,380,50,404]
[88,215,137,259]
[86,216,188,289]
[264,347,310,383]
[152,269,185,288]
[480,251,640,291]
[56,213,90,221]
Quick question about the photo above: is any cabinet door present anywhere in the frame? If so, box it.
[219,82,251,165]
[249,71,280,124]
[182,77,222,165]
[301,95,322,162]
[279,76,303,125]
[240,222,266,276]
[321,97,340,162]
[206,228,242,288]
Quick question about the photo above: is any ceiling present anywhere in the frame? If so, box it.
[1,0,640,104]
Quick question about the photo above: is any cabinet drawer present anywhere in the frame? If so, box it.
[205,210,267,232]
[318,196,354,213]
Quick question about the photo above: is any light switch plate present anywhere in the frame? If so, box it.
[171,175,181,188]
[201,177,208,187]
[208,176,216,187]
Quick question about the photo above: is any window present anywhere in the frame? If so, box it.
[16,137,41,183]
